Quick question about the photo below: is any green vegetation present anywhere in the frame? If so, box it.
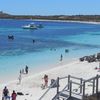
[1,11,100,22]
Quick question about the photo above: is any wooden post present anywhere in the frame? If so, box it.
[96,75,99,94]
[92,79,95,94]
[57,77,59,94]
[68,75,70,89]
[69,81,72,97]
[80,78,83,93]
[56,77,59,100]
[82,81,85,100]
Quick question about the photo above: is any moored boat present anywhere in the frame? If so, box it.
[22,23,38,29]
[22,23,43,29]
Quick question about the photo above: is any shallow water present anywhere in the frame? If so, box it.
[0,19,100,83]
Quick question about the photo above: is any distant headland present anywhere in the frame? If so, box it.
[1,11,100,22]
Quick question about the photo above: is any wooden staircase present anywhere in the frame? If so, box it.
[39,75,100,100]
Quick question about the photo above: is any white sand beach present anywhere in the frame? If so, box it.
[0,58,100,100]
[34,19,100,25]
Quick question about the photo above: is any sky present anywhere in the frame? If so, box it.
[0,0,100,15]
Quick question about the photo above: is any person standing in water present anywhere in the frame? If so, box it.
[60,54,63,61]
[25,65,29,74]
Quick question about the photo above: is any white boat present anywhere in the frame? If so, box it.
[22,23,43,29]
[22,23,38,29]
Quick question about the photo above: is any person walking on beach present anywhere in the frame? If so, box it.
[25,65,29,74]
[18,72,22,84]
[11,90,17,100]
[43,74,48,88]
[2,86,10,100]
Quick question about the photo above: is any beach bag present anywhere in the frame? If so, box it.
[17,92,24,95]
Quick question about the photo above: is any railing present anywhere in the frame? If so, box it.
[39,74,100,100]
[82,74,100,100]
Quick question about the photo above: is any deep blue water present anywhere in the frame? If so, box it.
[0,19,100,56]
[1,19,100,83]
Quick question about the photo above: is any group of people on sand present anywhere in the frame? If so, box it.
[2,86,17,100]
[18,65,29,84]
[2,66,29,100]
[20,65,29,75]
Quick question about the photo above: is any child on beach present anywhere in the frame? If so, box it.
[2,86,10,100]
[43,74,48,88]
[11,90,17,100]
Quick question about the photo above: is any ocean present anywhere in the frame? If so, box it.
[0,19,100,83]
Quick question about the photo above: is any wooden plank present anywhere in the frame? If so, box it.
[69,81,72,97]
[68,75,70,89]
[80,78,83,93]
[72,81,83,86]
[82,82,85,100]
[96,75,99,94]
[59,76,68,80]
[57,77,59,96]
[85,75,100,82]
[70,76,82,80]
[92,79,95,94]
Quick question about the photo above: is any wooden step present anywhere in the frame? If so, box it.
[52,93,69,100]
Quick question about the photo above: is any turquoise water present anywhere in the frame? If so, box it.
[0,19,100,83]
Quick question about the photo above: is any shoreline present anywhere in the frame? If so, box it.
[33,19,100,25]
[0,45,79,84]
[0,59,78,92]
[1,18,100,25]
[0,57,77,86]
[0,59,79,96]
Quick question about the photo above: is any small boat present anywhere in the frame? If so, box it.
[22,23,38,29]
[22,23,43,29]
